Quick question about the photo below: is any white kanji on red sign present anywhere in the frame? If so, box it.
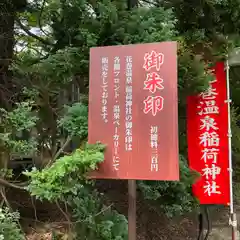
[144,72,164,93]
[200,116,218,131]
[199,132,220,147]
[199,86,218,100]
[143,96,164,116]
[201,148,219,163]
[198,100,219,115]
[202,164,221,180]
[203,181,221,196]
[143,51,164,71]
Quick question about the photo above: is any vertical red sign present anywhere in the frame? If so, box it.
[88,42,179,180]
[187,62,230,205]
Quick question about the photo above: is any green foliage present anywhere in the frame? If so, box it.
[25,140,128,239]
[233,182,240,204]
[231,107,240,155]
[32,47,90,84]
[0,168,13,179]
[115,7,177,44]
[16,0,215,219]
[230,106,240,186]
[172,0,240,37]
[115,6,211,215]
[25,143,105,201]
[139,156,198,217]
[70,188,128,240]
[178,42,212,97]
[58,103,88,138]
[1,101,36,131]
[6,0,240,233]
[0,101,38,155]
[0,208,25,240]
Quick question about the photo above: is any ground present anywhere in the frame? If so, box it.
[4,180,239,239]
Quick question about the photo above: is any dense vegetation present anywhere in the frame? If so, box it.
[1,0,240,238]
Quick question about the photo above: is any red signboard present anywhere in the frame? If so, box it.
[187,62,230,205]
[88,42,179,180]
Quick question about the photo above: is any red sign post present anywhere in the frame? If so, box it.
[88,42,179,181]
[187,62,230,205]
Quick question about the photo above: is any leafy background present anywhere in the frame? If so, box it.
[1,0,240,239]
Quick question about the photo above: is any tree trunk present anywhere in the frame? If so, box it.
[0,0,27,169]
[0,0,27,109]
[128,0,138,10]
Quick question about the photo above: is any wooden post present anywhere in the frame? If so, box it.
[128,179,136,240]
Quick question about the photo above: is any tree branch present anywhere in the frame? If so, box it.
[140,0,159,7]
[46,136,71,167]
[0,178,26,190]
[56,200,71,226]
[16,18,53,46]
[53,136,71,162]
[38,0,49,36]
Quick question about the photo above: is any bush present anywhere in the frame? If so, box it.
[0,208,25,240]
[26,142,128,239]
[69,188,128,240]
[25,143,105,202]
[138,156,199,217]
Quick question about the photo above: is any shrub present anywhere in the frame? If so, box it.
[0,208,25,240]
